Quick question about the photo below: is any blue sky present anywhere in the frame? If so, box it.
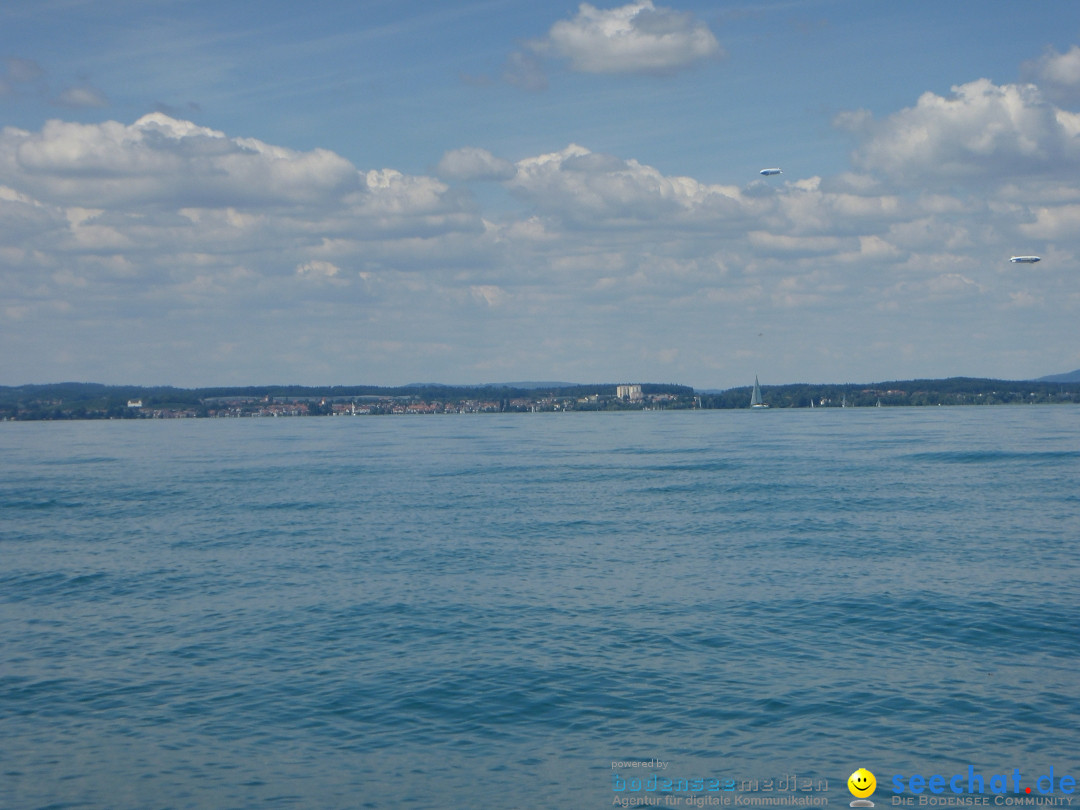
[2,0,1079,388]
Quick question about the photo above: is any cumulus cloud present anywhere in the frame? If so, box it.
[747,231,849,255]
[840,78,1080,186]
[436,147,516,182]
[1019,202,1080,239]
[877,272,985,313]
[506,143,745,226]
[1024,44,1080,104]
[886,217,973,252]
[754,175,902,239]
[537,1,722,75]
[296,260,341,279]
[0,113,484,313]
[470,284,509,307]
[930,273,981,294]
[0,113,361,208]
[0,183,66,246]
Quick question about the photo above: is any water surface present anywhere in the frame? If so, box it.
[2,408,1079,809]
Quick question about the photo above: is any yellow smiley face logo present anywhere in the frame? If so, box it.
[848,768,876,798]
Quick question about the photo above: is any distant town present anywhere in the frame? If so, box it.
[2,378,1080,420]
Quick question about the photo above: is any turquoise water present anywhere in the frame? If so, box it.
[2,408,1079,809]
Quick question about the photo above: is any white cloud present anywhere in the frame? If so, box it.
[1019,203,1080,239]
[886,217,972,252]
[470,284,508,307]
[1,113,360,208]
[842,78,1080,186]
[0,96,1078,387]
[1008,290,1039,308]
[436,147,516,182]
[296,260,341,279]
[0,183,65,245]
[1036,45,1080,86]
[506,143,745,226]
[768,176,901,237]
[539,1,722,75]
[856,234,904,261]
[747,231,847,254]
[926,273,982,297]
[1025,44,1080,104]
[0,114,491,338]
[878,272,984,312]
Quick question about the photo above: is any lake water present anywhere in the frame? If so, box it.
[2,407,1079,809]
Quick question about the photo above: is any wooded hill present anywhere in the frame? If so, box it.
[0,382,694,419]
[698,377,1080,409]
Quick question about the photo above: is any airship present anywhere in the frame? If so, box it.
[1009,256,1041,263]
[759,168,782,176]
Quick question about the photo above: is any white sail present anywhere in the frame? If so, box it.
[750,376,768,408]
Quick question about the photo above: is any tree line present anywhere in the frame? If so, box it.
[3,378,1079,420]
[697,378,1080,409]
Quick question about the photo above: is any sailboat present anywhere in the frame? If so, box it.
[750,376,769,409]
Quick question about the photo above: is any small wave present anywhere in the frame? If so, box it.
[905,449,1080,464]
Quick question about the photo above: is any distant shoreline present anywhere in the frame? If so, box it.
[3,378,1080,420]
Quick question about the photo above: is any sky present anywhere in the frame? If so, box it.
[2,0,1080,389]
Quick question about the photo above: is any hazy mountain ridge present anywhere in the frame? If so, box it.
[1036,369,1080,383]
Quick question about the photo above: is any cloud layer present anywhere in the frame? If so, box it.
[2,67,1079,385]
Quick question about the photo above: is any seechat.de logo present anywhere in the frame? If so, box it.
[891,766,1077,799]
